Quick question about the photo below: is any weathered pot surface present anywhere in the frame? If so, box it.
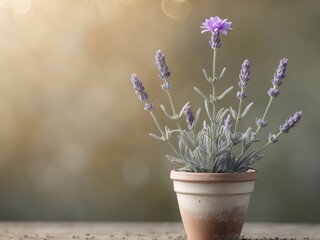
[170,169,257,240]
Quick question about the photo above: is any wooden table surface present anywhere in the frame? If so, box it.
[0,222,319,240]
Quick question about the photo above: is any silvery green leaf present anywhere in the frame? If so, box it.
[165,126,172,140]
[149,133,165,141]
[160,104,172,119]
[242,127,253,149]
[194,87,209,101]
[215,142,232,157]
[182,130,196,147]
[179,102,190,118]
[166,155,186,166]
[229,106,237,120]
[216,108,229,122]
[217,86,234,101]
[192,108,201,130]
[240,102,254,120]
[204,100,213,121]
[253,138,261,142]
[218,67,227,81]
[202,69,212,83]
[216,108,225,119]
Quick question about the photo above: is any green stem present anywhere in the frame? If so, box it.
[149,111,182,159]
[234,88,244,135]
[212,49,217,121]
[255,96,274,135]
[165,88,181,130]
[237,131,282,162]
[256,131,282,155]
[150,112,164,136]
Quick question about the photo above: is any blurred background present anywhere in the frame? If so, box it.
[0,0,319,222]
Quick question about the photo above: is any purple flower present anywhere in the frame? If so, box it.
[184,105,194,129]
[256,118,268,128]
[268,133,278,143]
[236,91,247,99]
[239,59,250,87]
[268,88,280,98]
[209,34,221,49]
[272,58,288,87]
[131,73,149,102]
[280,111,303,133]
[144,102,154,111]
[201,16,232,35]
[237,59,250,99]
[161,81,171,90]
[224,114,233,130]
[155,50,170,80]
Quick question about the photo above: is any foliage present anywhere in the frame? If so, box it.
[131,16,302,173]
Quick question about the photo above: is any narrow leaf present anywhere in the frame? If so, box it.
[160,104,172,119]
[179,102,190,118]
[192,108,201,129]
[217,86,234,101]
[204,100,212,121]
[240,102,254,119]
[202,69,212,83]
[218,67,227,81]
[149,133,165,141]
[194,87,209,101]
[229,106,237,120]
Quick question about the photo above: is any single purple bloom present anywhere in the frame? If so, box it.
[268,133,278,143]
[272,58,288,87]
[144,102,154,112]
[268,88,280,98]
[155,50,170,80]
[201,16,232,35]
[131,73,149,102]
[224,114,233,130]
[184,105,194,129]
[161,81,171,91]
[236,91,247,99]
[256,118,268,128]
[279,111,303,133]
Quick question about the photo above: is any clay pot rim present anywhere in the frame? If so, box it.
[170,169,258,182]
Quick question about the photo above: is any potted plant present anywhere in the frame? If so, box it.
[130,16,302,240]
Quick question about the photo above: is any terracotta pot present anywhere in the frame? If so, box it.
[170,169,257,240]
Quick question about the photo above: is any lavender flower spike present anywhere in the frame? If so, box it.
[239,59,250,87]
[131,73,149,102]
[236,60,250,99]
[272,58,288,87]
[184,104,194,129]
[155,50,170,80]
[201,16,232,35]
[280,111,303,133]
[210,34,221,49]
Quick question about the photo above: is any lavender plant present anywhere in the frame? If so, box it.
[130,16,302,173]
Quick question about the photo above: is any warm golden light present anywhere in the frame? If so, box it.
[161,0,191,21]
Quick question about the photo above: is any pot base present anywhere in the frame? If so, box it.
[171,170,257,240]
